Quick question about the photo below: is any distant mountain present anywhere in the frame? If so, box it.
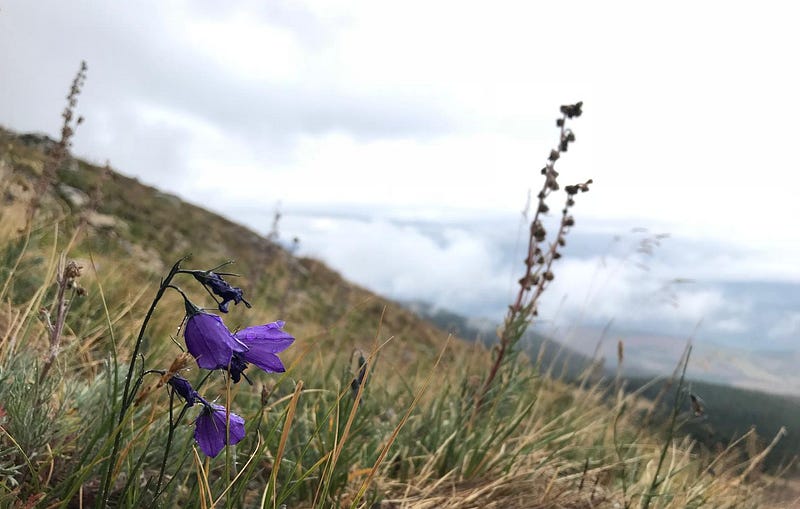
[406,299,800,471]
[403,299,599,380]
[563,325,800,396]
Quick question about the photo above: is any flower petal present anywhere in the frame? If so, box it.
[194,408,225,457]
[194,404,246,457]
[185,312,247,370]
[243,348,286,373]
[234,321,295,354]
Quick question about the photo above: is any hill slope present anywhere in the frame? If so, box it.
[0,126,466,377]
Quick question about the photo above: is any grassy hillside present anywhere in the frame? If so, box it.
[0,101,792,508]
[410,298,800,475]
[0,126,458,377]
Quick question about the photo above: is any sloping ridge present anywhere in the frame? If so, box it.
[0,126,467,374]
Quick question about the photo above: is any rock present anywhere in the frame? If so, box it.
[62,158,79,172]
[17,132,58,152]
[58,184,90,208]
[118,239,165,274]
[85,211,128,231]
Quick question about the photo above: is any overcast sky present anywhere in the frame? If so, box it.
[2,1,799,356]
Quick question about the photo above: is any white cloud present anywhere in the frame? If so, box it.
[281,215,512,317]
[538,250,755,338]
[2,0,800,354]
[767,312,800,341]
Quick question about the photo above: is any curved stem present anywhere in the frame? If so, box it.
[99,256,188,508]
[154,390,177,500]
[153,396,194,504]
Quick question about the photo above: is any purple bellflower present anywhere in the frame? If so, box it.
[184,300,247,370]
[165,376,245,457]
[228,321,295,383]
[192,271,252,313]
[194,403,246,457]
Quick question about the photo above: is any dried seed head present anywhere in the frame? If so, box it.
[168,352,193,375]
[543,271,555,281]
[532,222,546,242]
[64,261,82,280]
[560,101,583,118]
[156,352,194,388]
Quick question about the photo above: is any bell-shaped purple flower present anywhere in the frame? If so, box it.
[228,321,295,383]
[184,305,247,370]
[194,402,245,458]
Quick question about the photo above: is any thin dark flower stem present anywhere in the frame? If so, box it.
[166,284,190,304]
[194,370,214,392]
[128,353,149,404]
[99,256,188,508]
[179,260,235,274]
[152,367,213,504]
[153,390,177,501]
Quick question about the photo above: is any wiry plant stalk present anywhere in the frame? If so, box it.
[27,61,87,227]
[39,256,84,382]
[475,102,590,412]
[0,61,88,348]
[98,256,187,507]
